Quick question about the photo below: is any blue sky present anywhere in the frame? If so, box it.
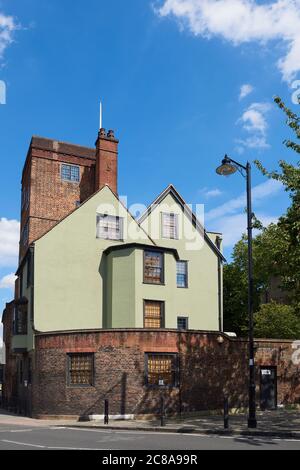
[0,0,300,340]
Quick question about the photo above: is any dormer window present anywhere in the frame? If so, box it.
[96,214,123,241]
[162,213,178,239]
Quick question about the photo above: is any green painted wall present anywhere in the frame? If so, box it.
[19,185,222,343]
[12,258,35,351]
[34,186,154,332]
[107,249,136,328]
[140,192,223,330]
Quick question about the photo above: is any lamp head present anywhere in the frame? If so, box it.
[216,155,237,176]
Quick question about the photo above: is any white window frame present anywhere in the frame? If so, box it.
[96,214,123,241]
[176,260,188,288]
[61,163,80,182]
[161,212,178,240]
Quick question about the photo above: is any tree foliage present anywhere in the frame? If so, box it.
[224,96,300,337]
[253,302,300,339]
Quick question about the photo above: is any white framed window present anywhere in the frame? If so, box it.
[162,213,178,239]
[96,214,123,240]
[61,164,80,182]
[176,261,188,288]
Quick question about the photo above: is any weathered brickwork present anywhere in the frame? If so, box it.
[18,133,119,261]
[30,330,300,419]
[19,137,97,260]
[255,340,300,404]
[95,130,118,194]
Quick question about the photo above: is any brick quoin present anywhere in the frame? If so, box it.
[31,330,300,419]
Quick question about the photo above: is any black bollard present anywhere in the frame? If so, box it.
[104,399,109,425]
[224,395,229,429]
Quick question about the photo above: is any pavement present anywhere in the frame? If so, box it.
[1,408,300,439]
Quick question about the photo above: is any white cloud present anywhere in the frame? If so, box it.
[0,12,17,59]
[239,102,270,133]
[239,83,254,100]
[0,273,16,289]
[157,0,300,82]
[205,188,223,198]
[200,187,223,198]
[0,217,20,268]
[236,101,271,149]
[212,212,278,247]
[206,178,282,222]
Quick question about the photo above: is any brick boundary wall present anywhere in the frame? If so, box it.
[30,330,300,419]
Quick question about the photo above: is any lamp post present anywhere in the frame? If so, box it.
[216,155,257,429]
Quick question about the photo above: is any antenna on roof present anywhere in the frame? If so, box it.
[99,101,103,130]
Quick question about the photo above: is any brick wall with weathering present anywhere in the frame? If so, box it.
[19,137,96,261]
[31,330,300,418]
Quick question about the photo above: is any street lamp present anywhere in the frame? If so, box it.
[216,154,257,429]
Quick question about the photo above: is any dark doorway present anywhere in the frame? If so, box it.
[260,366,277,410]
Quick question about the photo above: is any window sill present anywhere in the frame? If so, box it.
[144,385,179,389]
[143,281,165,286]
[66,384,95,389]
[61,179,80,184]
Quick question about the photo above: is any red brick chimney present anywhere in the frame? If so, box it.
[95,128,118,194]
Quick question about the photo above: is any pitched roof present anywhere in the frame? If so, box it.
[138,184,226,262]
[25,184,155,249]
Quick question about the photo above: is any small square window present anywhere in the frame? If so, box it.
[162,213,178,239]
[176,261,188,288]
[177,317,188,330]
[145,353,178,387]
[144,251,164,284]
[68,353,94,386]
[96,214,123,240]
[61,164,80,182]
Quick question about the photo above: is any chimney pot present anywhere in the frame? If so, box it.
[95,128,118,194]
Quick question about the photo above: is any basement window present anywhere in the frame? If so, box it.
[145,353,178,387]
[144,250,164,284]
[67,353,94,387]
[61,164,80,182]
[96,214,123,240]
[144,300,164,328]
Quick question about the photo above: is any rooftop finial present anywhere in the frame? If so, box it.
[99,101,103,130]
